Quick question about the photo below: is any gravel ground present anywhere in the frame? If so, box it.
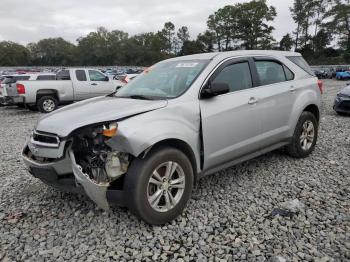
[0,79,349,261]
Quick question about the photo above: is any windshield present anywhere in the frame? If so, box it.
[116,60,209,99]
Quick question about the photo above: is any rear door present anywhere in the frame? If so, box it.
[88,70,114,96]
[200,57,263,171]
[252,57,296,147]
[73,69,91,100]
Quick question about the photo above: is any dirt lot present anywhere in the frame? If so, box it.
[0,79,349,261]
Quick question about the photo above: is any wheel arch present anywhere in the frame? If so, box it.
[303,104,320,123]
[142,138,199,185]
[36,89,59,101]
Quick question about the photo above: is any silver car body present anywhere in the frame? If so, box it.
[22,50,322,209]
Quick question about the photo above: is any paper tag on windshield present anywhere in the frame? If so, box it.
[176,62,198,68]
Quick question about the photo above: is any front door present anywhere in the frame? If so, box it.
[74,69,91,100]
[200,58,263,171]
[88,70,114,96]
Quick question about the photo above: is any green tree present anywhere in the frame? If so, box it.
[197,30,216,52]
[324,0,350,52]
[207,5,237,51]
[279,33,294,51]
[177,26,190,45]
[313,29,332,53]
[77,27,110,65]
[160,22,175,54]
[0,41,29,66]
[27,37,76,66]
[291,0,322,50]
[235,0,277,49]
[180,40,205,55]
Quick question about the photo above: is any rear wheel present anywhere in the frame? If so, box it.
[287,111,318,158]
[37,96,58,113]
[124,147,194,225]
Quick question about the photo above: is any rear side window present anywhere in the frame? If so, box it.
[14,76,30,81]
[56,70,71,80]
[37,75,56,80]
[4,76,30,84]
[287,56,315,76]
[76,70,87,81]
[256,61,286,85]
[284,66,294,81]
[3,77,15,84]
[212,62,253,92]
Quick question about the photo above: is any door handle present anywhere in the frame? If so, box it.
[290,86,296,92]
[91,83,97,86]
[248,97,258,105]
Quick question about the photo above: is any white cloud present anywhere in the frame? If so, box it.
[0,0,295,45]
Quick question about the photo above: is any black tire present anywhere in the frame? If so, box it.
[287,111,318,158]
[37,96,58,113]
[17,104,25,108]
[124,147,194,225]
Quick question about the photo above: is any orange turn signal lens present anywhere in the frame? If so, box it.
[103,124,118,137]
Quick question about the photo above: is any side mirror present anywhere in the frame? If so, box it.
[201,82,230,98]
[104,76,109,81]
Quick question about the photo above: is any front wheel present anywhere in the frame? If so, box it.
[124,147,194,225]
[287,111,318,158]
[37,96,58,113]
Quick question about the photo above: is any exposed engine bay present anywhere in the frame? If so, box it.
[70,124,130,210]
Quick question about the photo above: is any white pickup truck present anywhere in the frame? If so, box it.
[15,68,124,113]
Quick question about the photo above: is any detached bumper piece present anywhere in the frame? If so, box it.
[70,150,110,210]
[23,146,126,208]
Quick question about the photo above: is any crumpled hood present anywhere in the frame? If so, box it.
[36,96,168,137]
[339,84,350,96]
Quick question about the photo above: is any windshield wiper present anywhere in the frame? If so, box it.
[115,95,163,100]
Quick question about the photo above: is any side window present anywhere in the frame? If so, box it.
[56,70,71,80]
[212,62,253,92]
[89,70,106,81]
[284,65,294,81]
[37,75,56,80]
[76,70,87,81]
[14,76,30,81]
[256,61,286,85]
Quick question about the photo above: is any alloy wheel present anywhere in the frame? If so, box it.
[300,120,315,151]
[147,161,185,213]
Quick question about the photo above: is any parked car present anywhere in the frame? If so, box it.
[314,68,333,79]
[22,50,322,224]
[14,69,124,113]
[0,74,55,106]
[333,82,350,115]
[335,71,350,80]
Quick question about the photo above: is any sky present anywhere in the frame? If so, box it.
[0,0,295,45]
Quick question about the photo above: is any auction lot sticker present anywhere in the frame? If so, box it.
[176,62,199,68]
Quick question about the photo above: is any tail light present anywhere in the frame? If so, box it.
[16,83,25,94]
[317,80,323,94]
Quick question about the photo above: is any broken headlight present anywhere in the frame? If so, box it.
[71,122,129,184]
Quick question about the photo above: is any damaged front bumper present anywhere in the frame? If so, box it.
[22,141,127,209]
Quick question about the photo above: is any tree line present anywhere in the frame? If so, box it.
[0,0,349,67]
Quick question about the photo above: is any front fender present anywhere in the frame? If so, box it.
[105,102,202,172]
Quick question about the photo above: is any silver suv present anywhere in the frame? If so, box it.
[22,51,322,224]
